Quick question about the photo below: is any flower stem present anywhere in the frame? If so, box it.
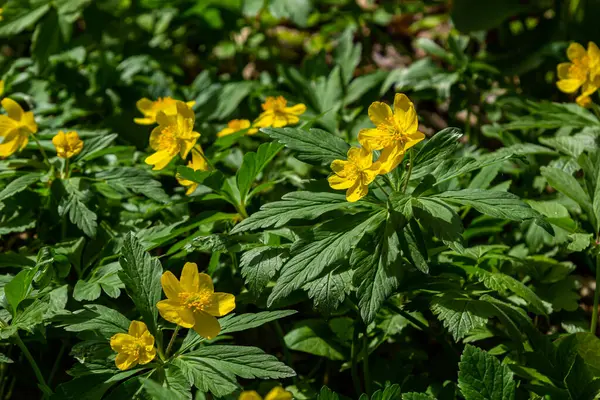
[165,326,180,358]
[402,149,414,193]
[591,255,600,335]
[14,334,51,397]
[374,180,390,198]
[64,158,70,179]
[31,135,51,168]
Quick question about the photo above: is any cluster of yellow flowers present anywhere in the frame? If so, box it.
[328,93,424,202]
[0,98,83,160]
[110,262,235,369]
[557,42,600,107]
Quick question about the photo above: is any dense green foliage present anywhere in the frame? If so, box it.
[2,0,600,399]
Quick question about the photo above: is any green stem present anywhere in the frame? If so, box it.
[14,334,51,397]
[374,180,390,198]
[402,149,414,194]
[31,135,50,168]
[64,158,70,179]
[351,324,362,397]
[362,324,372,397]
[165,326,180,358]
[592,255,600,335]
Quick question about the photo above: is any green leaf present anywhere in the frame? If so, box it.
[402,393,436,400]
[317,386,340,400]
[58,179,98,238]
[458,345,516,400]
[219,310,297,335]
[541,166,594,224]
[0,173,41,202]
[0,3,50,37]
[412,197,463,242]
[334,28,361,85]
[414,127,463,168]
[269,0,312,27]
[231,191,364,233]
[142,379,186,400]
[345,71,387,105]
[351,212,405,324]
[284,320,346,360]
[73,262,123,302]
[11,299,48,333]
[268,211,385,307]
[262,127,350,166]
[96,168,169,203]
[4,267,37,315]
[0,353,13,364]
[118,233,162,335]
[240,246,288,297]
[431,294,490,341]
[237,142,284,204]
[304,265,352,313]
[372,384,402,400]
[75,133,118,162]
[31,8,63,68]
[434,190,540,221]
[60,304,130,338]
[208,81,255,120]
[174,345,295,397]
[426,151,515,186]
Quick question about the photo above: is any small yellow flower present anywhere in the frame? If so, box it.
[176,145,209,195]
[239,387,293,400]
[0,80,5,97]
[0,98,38,158]
[358,93,424,174]
[157,262,235,339]
[134,97,196,125]
[253,96,306,128]
[557,42,600,107]
[217,119,258,137]
[110,320,156,371]
[145,101,200,170]
[328,146,380,202]
[52,131,83,159]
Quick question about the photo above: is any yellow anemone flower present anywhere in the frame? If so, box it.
[176,145,209,195]
[109,320,156,371]
[145,101,200,170]
[135,97,196,125]
[239,387,293,400]
[157,262,235,339]
[328,146,380,202]
[52,131,83,159]
[358,93,424,174]
[0,98,38,158]
[557,42,600,107]
[253,96,306,128]
[217,119,258,137]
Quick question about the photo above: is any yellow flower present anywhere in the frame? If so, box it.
[52,131,83,159]
[157,262,235,339]
[134,97,196,125]
[358,93,424,174]
[253,96,306,128]
[328,146,380,202]
[239,387,293,400]
[176,145,209,195]
[145,101,200,170]
[109,320,156,371]
[217,119,258,137]
[557,42,600,107]
[0,80,4,97]
[0,98,38,158]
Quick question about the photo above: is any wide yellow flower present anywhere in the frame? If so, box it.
[557,42,600,107]
[328,146,380,202]
[145,101,200,170]
[0,98,38,158]
[176,145,209,195]
[157,262,235,339]
[239,387,293,400]
[134,97,196,125]
[358,93,424,174]
[109,320,156,371]
[52,131,83,159]
[217,119,258,137]
[253,96,306,128]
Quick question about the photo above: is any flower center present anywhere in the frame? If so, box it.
[121,338,146,357]
[156,125,179,152]
[179,290,212,312]
[263,97,287,112]
[377,118,408,145]
[571,56,590,81]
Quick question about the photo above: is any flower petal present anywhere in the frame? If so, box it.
[368,101,393,126]
[1,98,23,121]
[330,159,348,175]
[557,63,573,80]
[283,103,307,115]
[0,115,18,136]
[137,347,156,365]
[192,311,221,339]
[254,111,275,128]
[145,150,174,170]
[404,131,426,151]
[265,387,293,400]
[239,391,262,400]
[22,112,37,134]
[128,320,148,337]
[567,42,586,62]
[115,352,138,371]
[0,133,23,158]
[110,333,134,352]
[393,93,418,133]
[203,292,235,317]
[328,174,356,190]
[358,128,392,151]
[134,117,155,125]
[346,179,368,202]
[136,98,154,113]
[557,78,584,93]
[180,262,200,293]
[377,144,405,174]
[157,300,195,328]
[161,271,183,299]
